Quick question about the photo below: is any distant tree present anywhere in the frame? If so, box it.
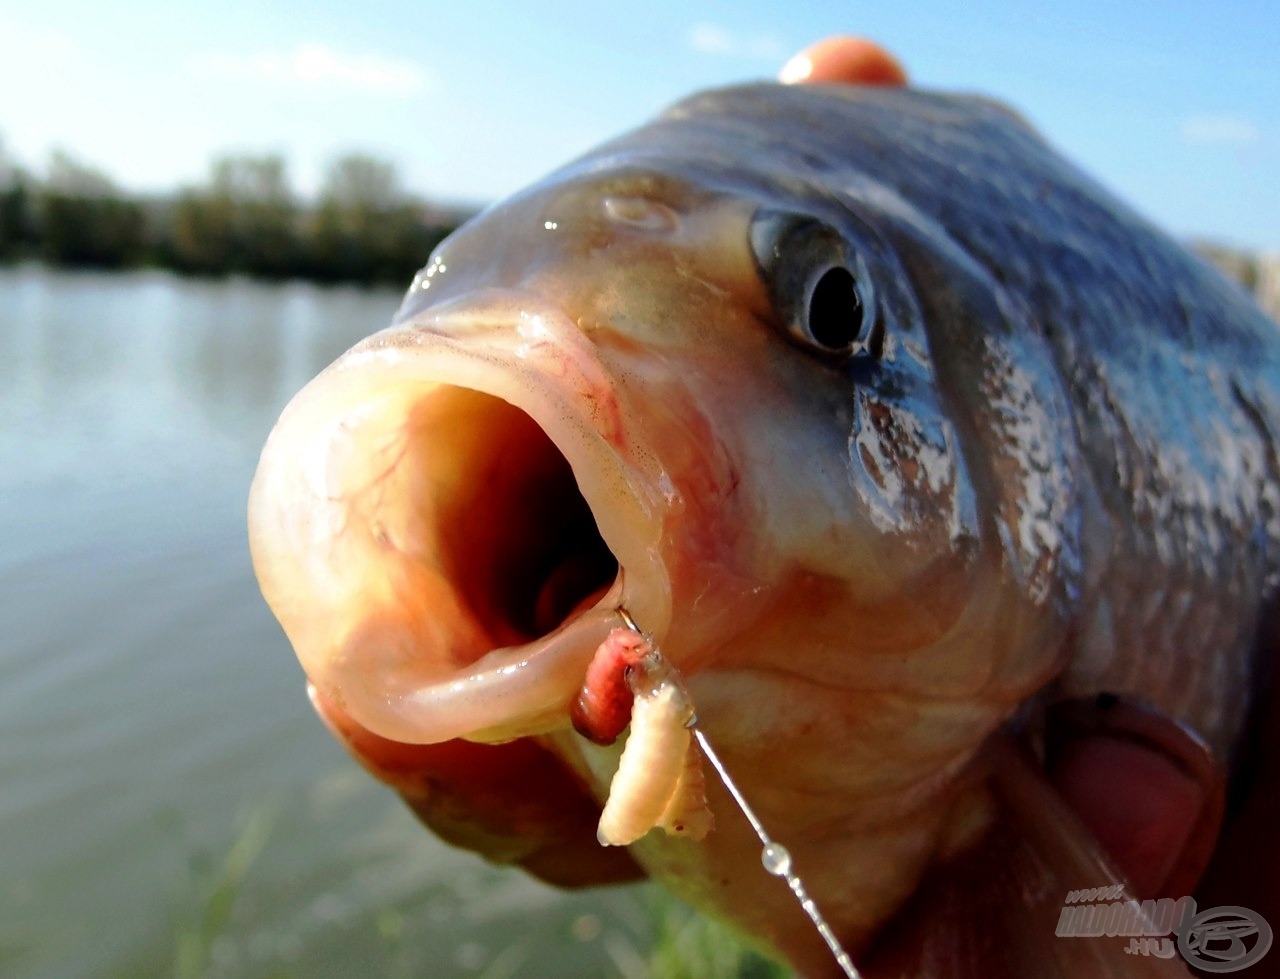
[215,155,298,277]
[168,154,300,277]
[0,137,38,259]
[45,150,117,197]
[308,153,447,283]
[2,138,465,281]
[37,150,144,267]
[319,154,401,213]
[1194,240,1261,294]
[168,188,234,273]
[0,179,37,260]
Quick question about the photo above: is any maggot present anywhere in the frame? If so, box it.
[588,628,713,846]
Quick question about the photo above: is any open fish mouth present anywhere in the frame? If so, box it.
[248,290,672,746]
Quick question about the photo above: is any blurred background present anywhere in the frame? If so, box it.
[1,2,1276,978]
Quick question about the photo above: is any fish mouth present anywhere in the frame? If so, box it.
[248,290,671,745]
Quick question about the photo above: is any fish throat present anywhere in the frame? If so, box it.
[402,387,619,653]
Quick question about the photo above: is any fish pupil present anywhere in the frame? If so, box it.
[807,266,864,351]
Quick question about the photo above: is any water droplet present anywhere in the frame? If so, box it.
[571,913,602,942]
[761,842,792,876]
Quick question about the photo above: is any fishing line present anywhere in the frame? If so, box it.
[615,608,863,979]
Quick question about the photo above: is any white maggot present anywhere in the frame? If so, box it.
[596,677,711,846]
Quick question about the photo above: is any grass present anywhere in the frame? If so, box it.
[170,803,280,979]
[639,891,792,979]
[157,799,791,978]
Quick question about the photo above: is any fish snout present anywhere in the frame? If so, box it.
[248,289,675,748]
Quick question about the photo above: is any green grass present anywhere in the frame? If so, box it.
[158,799,790,978]
[641,891,792,979]
[171,804,280,979]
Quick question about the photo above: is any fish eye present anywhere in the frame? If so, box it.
[807,265,864,351]
[751,210,880,361]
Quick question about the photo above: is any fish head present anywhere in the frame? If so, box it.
[249,84,1090,964]
[251,159,997,738]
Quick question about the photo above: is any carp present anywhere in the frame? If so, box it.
[249,81,1280,975]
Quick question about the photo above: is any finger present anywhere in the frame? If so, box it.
[1195,636,1280,929]
[860,736,1193,979]
[779,36,908,87]
[1046,696,1225,899]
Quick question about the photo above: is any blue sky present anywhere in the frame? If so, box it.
[0,0,1275,247]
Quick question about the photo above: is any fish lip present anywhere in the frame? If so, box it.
[249,289,673,745]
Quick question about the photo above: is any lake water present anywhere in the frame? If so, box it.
[0,267,667,979]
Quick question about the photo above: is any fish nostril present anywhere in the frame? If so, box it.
[602,196,680,233]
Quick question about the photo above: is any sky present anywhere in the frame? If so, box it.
[0,0,1276,248]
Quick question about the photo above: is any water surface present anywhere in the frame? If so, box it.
[0,266,657,979]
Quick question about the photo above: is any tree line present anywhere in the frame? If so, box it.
[0,144,472,285]
[3,141,1276,319]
